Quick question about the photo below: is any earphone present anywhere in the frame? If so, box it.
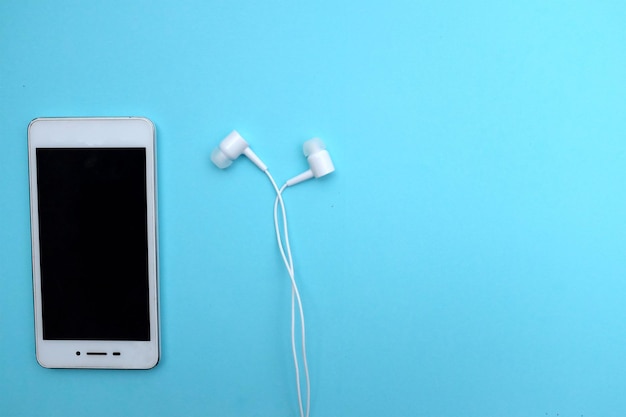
[210,130,267,171]
[211,130,335,417]
[285,138,335,186]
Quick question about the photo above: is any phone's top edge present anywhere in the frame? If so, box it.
[28,117,155,138]
[29,117,153,122]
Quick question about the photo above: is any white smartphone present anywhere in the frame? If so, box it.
[28,117,160,369]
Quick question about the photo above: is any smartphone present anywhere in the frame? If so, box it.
[28,117,160,369]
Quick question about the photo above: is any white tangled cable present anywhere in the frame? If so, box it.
[264,170,311,417]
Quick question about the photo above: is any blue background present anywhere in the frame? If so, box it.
[1,1,626,416]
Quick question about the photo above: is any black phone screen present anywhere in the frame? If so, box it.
[35,148,150,341]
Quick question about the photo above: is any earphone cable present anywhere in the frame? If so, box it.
[274,184,311,417]
[264,170,310,417]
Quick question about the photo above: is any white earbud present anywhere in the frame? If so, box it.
[211,130,267,171]
[285,138,335,186]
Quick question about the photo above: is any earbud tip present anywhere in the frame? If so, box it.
[211,148,232,169]
[303,137,326,157]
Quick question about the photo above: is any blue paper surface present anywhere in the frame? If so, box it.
[2,1,626,416]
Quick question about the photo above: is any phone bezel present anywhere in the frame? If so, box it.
[28,117,160,369]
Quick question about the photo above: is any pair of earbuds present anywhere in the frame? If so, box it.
[210,130,334,417]
[210,130,335,185]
